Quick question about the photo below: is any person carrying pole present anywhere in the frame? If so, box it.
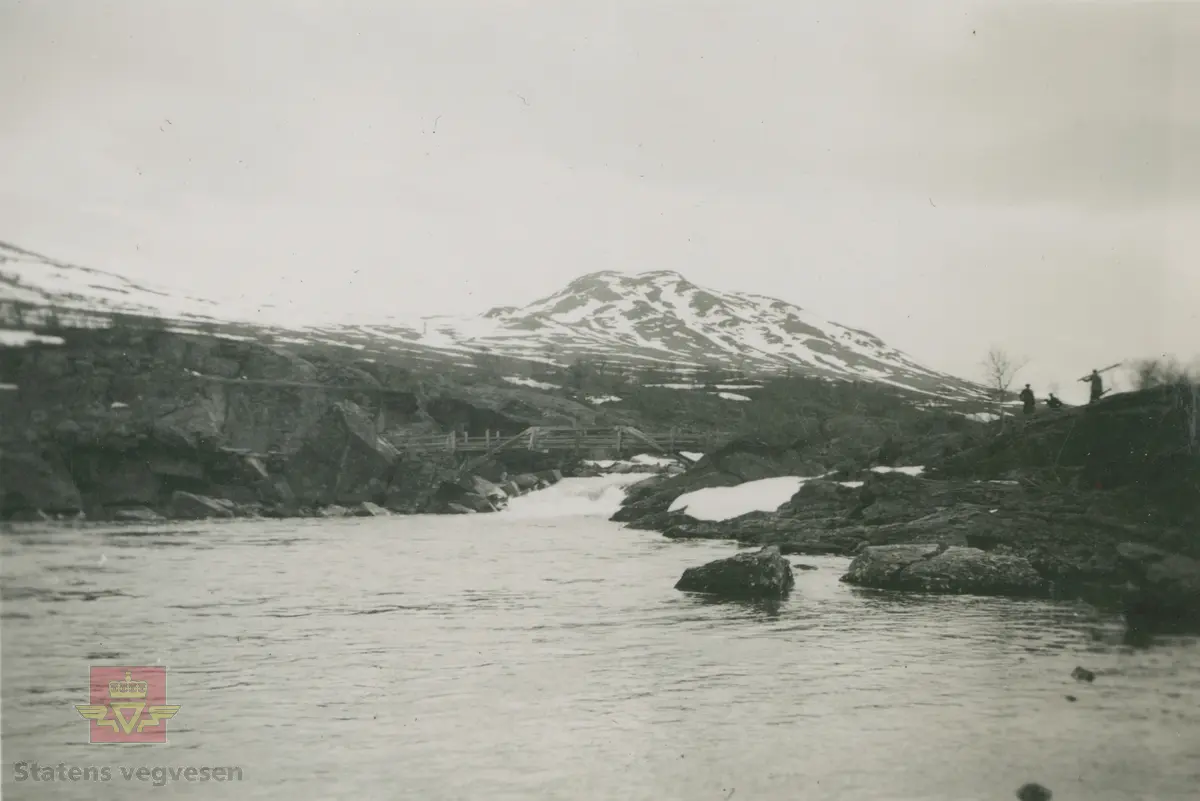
[1081,369,1104,404]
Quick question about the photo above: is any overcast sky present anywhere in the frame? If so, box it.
[2,0,1197,401]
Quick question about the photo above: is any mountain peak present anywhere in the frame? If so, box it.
[1,241,988,402]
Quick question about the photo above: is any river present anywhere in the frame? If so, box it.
[2,475,1198,800]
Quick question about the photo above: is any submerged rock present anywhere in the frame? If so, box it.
[841,543,1048,597]
[1071,666,1095,683]
[674,545,795,599]
[1016,783,1052,801]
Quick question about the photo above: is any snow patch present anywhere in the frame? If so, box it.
[716,392,752,402]
[679,451,704,462]
[669,476,818,521]
[503,376,559,391]
[0,382,18,390]
[869,465,925,476]
[0,330,65,346]
[587,395,622,404]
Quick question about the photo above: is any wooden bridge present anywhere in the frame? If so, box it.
[395,426,727,457]
[220,425,729,462]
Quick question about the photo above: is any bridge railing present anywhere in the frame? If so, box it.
[392,428,727,454]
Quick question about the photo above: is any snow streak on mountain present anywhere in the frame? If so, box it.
[1,241,988,400]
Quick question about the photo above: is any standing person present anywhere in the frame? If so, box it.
[1081,369,1104,404]
[1019,384,1036,415]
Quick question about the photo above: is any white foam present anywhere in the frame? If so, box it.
[503,474,649,519]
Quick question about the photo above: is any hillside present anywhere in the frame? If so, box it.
[2,240,991,404]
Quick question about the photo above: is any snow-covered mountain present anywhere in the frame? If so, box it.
[2,241,989,401]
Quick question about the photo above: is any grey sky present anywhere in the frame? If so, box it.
[2,0,1197,401]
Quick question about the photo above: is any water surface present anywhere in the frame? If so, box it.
[3,478,1198,800]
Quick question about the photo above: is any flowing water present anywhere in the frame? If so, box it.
[2,475,1198,800]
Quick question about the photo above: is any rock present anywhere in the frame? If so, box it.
[454,492,496,513]
[536,468,563,484]
[384,454,456,514]
[0,449,83,516]
[1116,542,1200,629]
[1016,783,1052,801]
[318,505,350,518]
[512,473,541,490]
[285,401,400,506]
[168,491,235,520]
[674,545,795,599]
[1065,695,1077,702]
[352,501,390,517]
[1071,666,1095,683]
[111,506,165,523]
[791,562,818,571]
[841,544,1048,597]
[470,475,508,503]
[445,502,476,514]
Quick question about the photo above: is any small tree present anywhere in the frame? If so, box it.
[981,348,1028,425]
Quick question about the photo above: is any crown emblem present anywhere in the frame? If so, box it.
[108,671,149,699]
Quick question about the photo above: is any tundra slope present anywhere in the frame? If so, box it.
[3,241,988,402]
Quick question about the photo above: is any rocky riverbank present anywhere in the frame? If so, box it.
[0,325,646,523]
[618,384,1200,628]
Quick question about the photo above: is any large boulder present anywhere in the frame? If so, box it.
[1117,542,1200,630]
[0,449,83,517]
[674,545,795,599]
[841,543,1048,597]
[285,401,400,506]
[384,454,456,514]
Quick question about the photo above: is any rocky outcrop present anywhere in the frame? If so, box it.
[674,545,795,599]
[0,448,82,516]
[841,544,1049,597]
[1117,543,1200,630]
[285,401,400,506]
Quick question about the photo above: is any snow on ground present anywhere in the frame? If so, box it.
[0,330,65,346]
[630,454,676,467]
[839,481,865,488]
[870,466,925,476]
[669,476,819,521]
[965,412,1000,422]
[679,451,704,462]
[715,384,761,390]
[588,395,622,404]
[503,376,559,391]
[644,383,704,390]
[716,392,752,402]
[0,382,18,390]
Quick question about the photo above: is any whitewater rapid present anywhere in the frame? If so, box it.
[502,474,653,519]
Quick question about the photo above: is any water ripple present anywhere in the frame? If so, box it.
[3,512,1199,801]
